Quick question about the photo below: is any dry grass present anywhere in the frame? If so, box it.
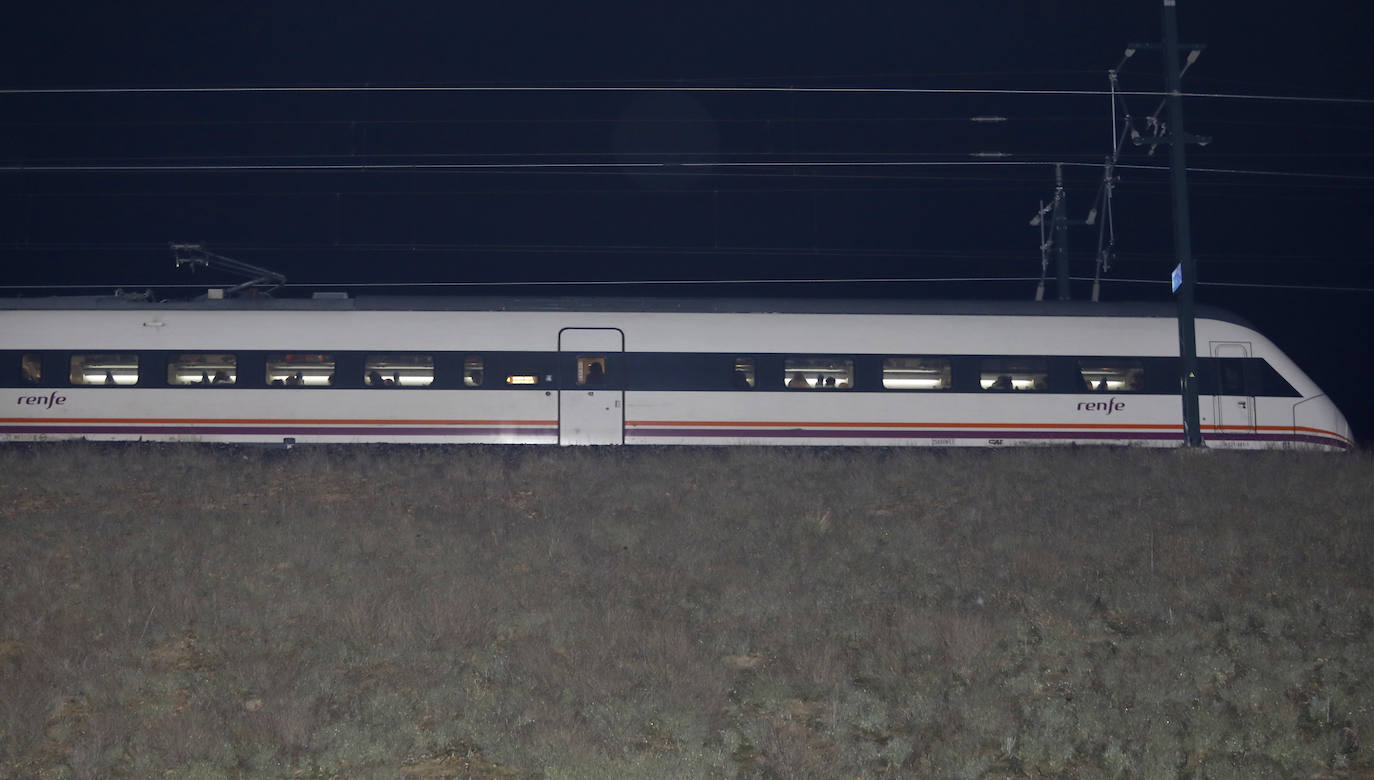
[1,442,1371,778]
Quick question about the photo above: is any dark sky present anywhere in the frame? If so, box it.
[2,2,1371,441]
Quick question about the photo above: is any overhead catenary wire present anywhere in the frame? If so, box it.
[1,83,1371,104]
[4,276,1372,294]
[9,149,1373,167]
[0,114,1124,128]
[3,158,1371,181]
[2,78,1369,305]
[0,241,1032,260]
[1,241,1368,266]
[6,170,1371,194]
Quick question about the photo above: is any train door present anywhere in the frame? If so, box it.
[558,328,624,445]
[1210,341,1256,436]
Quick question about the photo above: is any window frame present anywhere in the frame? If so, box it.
[265,352,337,388]
[364,353,436,389]
[166,352,238,387]
[1074,357,1146,393]
[977,357,1050,392]
[733,356,757,390]
[462,355,485,388]
[881,356,953,391]
[783,357,855,390]
[68,352,141,387]
[20,352,43,386]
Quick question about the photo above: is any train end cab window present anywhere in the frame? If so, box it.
[979,358,1048,391]
[1217,359,1246,397]
[784,357,853,389]
[365,354,434,387]
[168,353,237,386]
[883,357,951,390]
[266,353,335,387]
[70,354,139,386]
[1077,359,1143,392]
[734,357,756,389]
[21,353,42,385]
[463,356,484,387]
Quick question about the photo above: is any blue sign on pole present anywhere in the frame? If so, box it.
[1171,263,1183,293]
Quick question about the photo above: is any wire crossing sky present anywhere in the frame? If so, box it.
[2,83,1371,105]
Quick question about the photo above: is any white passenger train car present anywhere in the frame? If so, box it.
[0,294,1353,450]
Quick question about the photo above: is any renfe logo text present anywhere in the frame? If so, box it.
[1076,397,1125,415]
[16,392,67,409]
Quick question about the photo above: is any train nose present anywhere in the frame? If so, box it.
[1331,410,1354,450]
[1294,394,1353,450]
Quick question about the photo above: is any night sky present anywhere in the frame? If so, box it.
[2,2,1371,442]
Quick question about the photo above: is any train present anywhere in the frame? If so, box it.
[0,292,1353,450]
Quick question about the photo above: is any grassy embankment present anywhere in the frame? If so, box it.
[1,443,1371,778]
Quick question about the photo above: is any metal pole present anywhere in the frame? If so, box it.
[1161,0,1203,447]
[1053,164,1071,301]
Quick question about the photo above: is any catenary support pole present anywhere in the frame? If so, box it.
[1161,0,1204,447]
[1053,164,1071,301]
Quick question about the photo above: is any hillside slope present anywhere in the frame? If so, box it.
[2,444,1370,778]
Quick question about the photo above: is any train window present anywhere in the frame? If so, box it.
[882,357,951,390]
[734,357,756,389]
[1077,359,1143,392]
[70,353,139,386]
[575,356,607,386]
[784,357,853,389]
[979,358,1048,391]
[1217,359,1246,396]
[464,356,484,387]
[167,353,236,386]
[21,353,42,384]
[1245,359,1300,398]
[365,354,434,387]
[266,353,335,387]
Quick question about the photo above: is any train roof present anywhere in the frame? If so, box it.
[0,293,1250,325]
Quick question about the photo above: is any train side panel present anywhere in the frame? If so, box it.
[4,388,559,445]
[624,390,1187,447]
[0,302,1353,450]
